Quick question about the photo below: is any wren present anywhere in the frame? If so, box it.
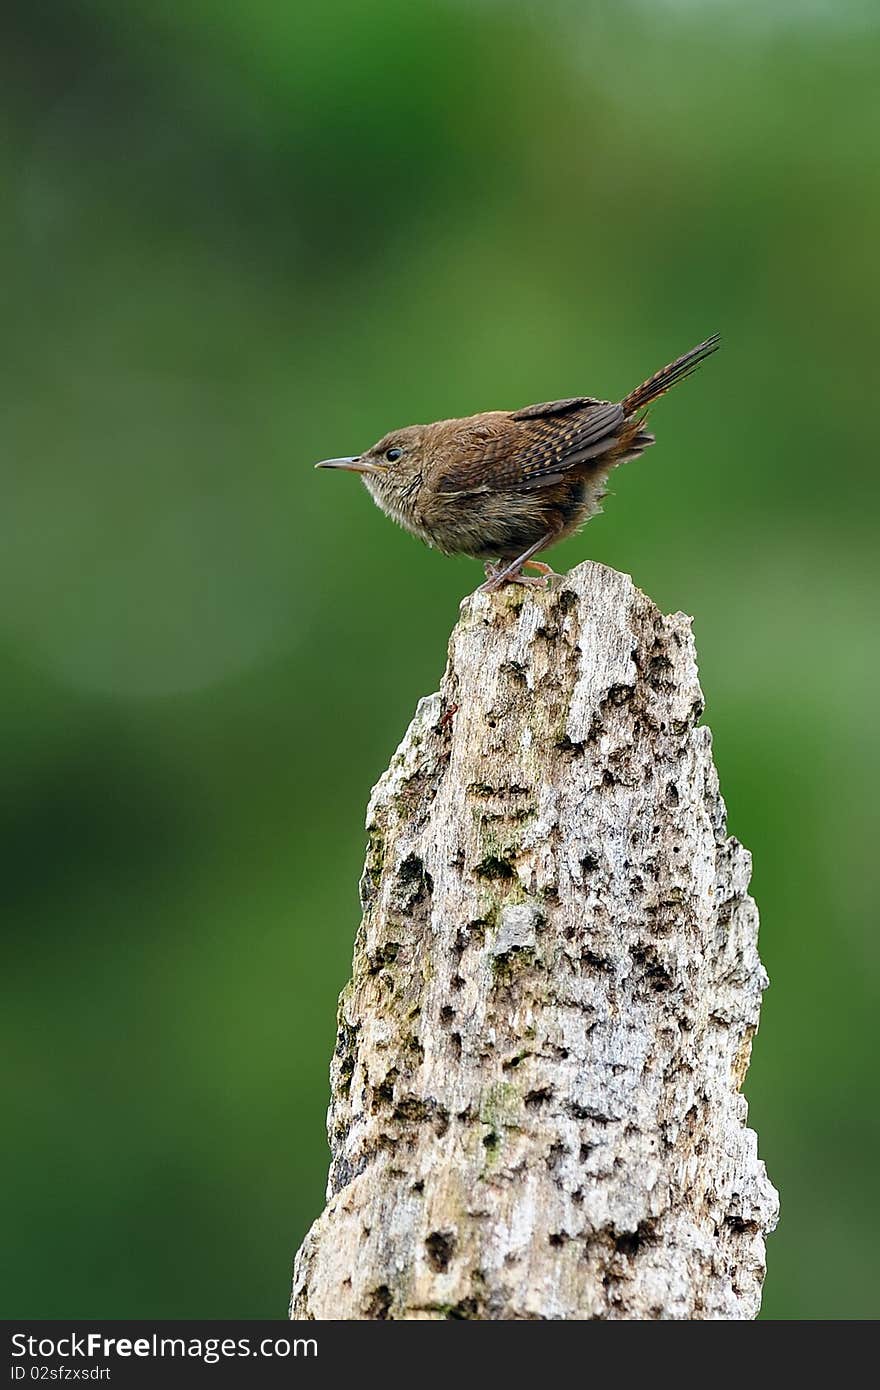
[316,335,719,592]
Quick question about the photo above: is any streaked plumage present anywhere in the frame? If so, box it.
[315,335,719,591]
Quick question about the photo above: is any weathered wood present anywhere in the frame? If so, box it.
[290,561,778,1320]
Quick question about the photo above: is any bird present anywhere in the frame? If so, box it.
[315,335,719,592]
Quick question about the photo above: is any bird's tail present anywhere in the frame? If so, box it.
[622,334,720,416]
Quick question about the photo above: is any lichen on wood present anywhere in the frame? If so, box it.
[290,561,778,1320]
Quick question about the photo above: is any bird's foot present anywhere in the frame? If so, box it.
[478,563,549,594]
[478,534,562,594]
[478,559,563,594]
[524,560,564,587]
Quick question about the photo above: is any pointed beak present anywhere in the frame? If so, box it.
[314,455,378,474]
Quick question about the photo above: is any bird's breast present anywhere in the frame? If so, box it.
[363,476,436,546]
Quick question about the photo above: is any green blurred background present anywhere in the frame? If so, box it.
[2,0,877,1321]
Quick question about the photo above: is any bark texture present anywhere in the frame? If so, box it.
[291,561,778,1320]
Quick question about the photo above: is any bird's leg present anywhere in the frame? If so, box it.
[524,559,564,582]
[478,533,559,593]
[483,559,542,586]
[483,558,542,588]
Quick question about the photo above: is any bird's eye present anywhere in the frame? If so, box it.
[385,447,403,462]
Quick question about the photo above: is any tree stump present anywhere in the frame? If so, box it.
[290,561,778,1320]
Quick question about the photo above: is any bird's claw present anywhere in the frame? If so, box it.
[478,562,563,595]
[525,561,564,591]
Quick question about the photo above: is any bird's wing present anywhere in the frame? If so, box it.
[511,396,598,420]
[436,398,624,494]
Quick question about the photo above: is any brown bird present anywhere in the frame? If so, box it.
[316,335,719,592]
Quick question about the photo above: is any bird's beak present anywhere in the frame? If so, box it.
[314,455,380,474]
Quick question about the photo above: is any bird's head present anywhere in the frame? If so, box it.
[315,425,429,511]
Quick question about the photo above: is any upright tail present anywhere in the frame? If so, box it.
[622,334,720,417]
